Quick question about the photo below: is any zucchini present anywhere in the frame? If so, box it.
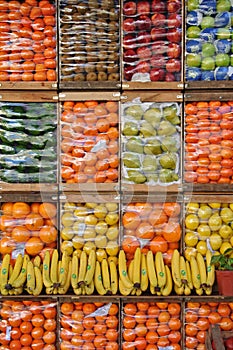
[0,169,57,183]
[0,144,15,154]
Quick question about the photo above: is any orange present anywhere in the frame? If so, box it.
[1,202,13,215]
[105,101,118,113]
[20,321,33,334]
[12,202,30,218]
[196,318,210,331]
[0,237,16,254]
[43,331,56,344]
[135,323,147,337]
[122,212,141,230]
[168,330,181,343]
[25,237,44,256]
[135,222,154,240]
[123,316,136,329]
[148,209,168,226]
[25,213,44,230]
[149,236,168,254]
[124,304,137,316]
[122,236,140,255]
[218,303,231,317]
[31,314,45,328]
[31,327,44,340]
[39,203,56,219]
[109,304,119,316]
[106,315,118,329]
[169,318,181,331]
[168,303,181,316]
[123,329,136,342]
[0,214,15,231]
[185,324,198,337]
[220,317,233,330]
[82,317,95,330]
[39,226,57,244]
[162,222,181,243]
[11,225,31,243]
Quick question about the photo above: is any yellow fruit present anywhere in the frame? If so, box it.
[83,241,96,255]
[95,221,108,235]
[83,227,96,240]
[208,213,222,231]
[85,214,98,226]
[185,214,199,230]
[61,227,74,241]
[74,206,89,217]
[95,235,107,249]
[60,240,74,255]
[106,240,119,257]
[106,225,119,241]
[184,231,198,247]
[108,256,118,265]
[219,225,233,239]
[209,233,222,251]
[230,236,233,246]
[186,203,199,213]
[106,202,118,212]
[85,202,97,209]
[229,203,233,211]
[105,213,119,226]
[221,207,233,224]
[196,241,207,256]
[94,205,107,219]
[63,202,76,212]
[220,242,232,255]
[73,249,82,258]
[197,224,211,239]
[61,212,74,227]
[72,236,84,249]
[96,249,107,262]
[209,203,221,209]
[184,247,197,261]
[198,205,212,220]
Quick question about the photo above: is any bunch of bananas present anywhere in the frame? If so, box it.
[171,249,215,296]
[118,248,173,296]
[0,253,43,296]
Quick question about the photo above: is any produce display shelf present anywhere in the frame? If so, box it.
[122,82,185,90]
[0,82,58,91]
[0,183,59,193]
[183,184,233,193]
[59,81,121,90]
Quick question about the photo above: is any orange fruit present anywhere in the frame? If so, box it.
[39,203,56,219]
[12,202,31,218]
[25,237,44,256]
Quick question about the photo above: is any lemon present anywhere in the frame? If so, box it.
[185,214,199,230]
[61,227,74,241]
[184,247,197,261]
[196,241,207,255]
[63,202,76,212]
[106,240,119,257]
[95,221,108,235]
[83,241,96,255]
[106,225,119,241]
[74,206,89,217]
[219,224,233,239]
[72,221,86,235]
[209,203,221,209]
[72,236,84,249]
[221,207,233,224]
[198,205,212,221]
[208,213,222,231]
[105,213,119,226]
[197,224,211,239]
[94,205,107,219]
[106,202,118,212]
[230,236,233,246]
[61,212,74,227]
[229,203,233,211]
[186,202,199,213]
[220,242,232,254]
[95,235,107,249]
[96,249,107,262]
[221,203,229,208]
[83,227,96,240]
[209,233,222,251]
[85,214,98,226]
[60,240,74,255]
[73,249,82,258]
[184,231,198,247]
[85,202,97,209]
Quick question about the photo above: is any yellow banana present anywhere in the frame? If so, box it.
[7,254,23,288]
[196,287,204,295]
[50,249,59,285]
[128,259,134,282]
[71,255,79,289]
[33,255,41,268]
[94,260,106,295]
[150,283,156,295]
[119,279,132,296]
[184,284,192,295]
[171,249,182,287]
[84,250,96,286]
[77,250,87,288]
[180,256,188,285]
[73,287,82,295]
[204,286,212,295]
[146,251,157,288]
[118,250,133,289]
[46,286,54,294]
[140,253,148,292]
[161,265,173,296]
[109,260,118,295]
[196,252,207,287]
[132,247,141,289]
[206,249,215,287]
[186,260,193,290]
[33,266,43,296]
[13,287,23,295]
[26,260,35,294]
[12,254,29,288]
[59,251,70,288]
[101,259,111,293]
[0,254,10,290]
[174,283,184,295]
[136,288,142,296]
[58,260,71,294]
[155,251,166,289]
[84,279,94,295]
[43,250,53,288]
[190,255,201,289]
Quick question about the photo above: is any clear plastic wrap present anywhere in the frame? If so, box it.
[0,101,57,183]
[0,0,57,82]
[0,201,57,259]
[185,3,233,82]
[0,299,57,348]
[60,100,119,183]
[122,302,182,350]
[122,0,182,82]
[185,301,233,349]
[60,302,119,349]
[59,0,120,83]
[184,100,233,184]
[121,98,181,185]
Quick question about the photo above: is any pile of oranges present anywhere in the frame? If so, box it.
[184,101,233,184]
[0,0,56,82]
[60,302,119,350]
[0,201,57,258]
[61,100,119,184]
[122,302,181,350]
[0,300,57,349]
[122,202,181,264]
[185,302,233,349]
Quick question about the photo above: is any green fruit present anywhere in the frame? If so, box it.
[159,169,174,183]
[202,43,215,57]
[221,207,233,224]
[208,213,222,231]
[184,231,199,247]
[219,224,233,239]
[187,0,199,10]
[123,152,141,168]
[157,120,176,136]
[159,153,176,170]
[215,53,230,67]
[209,233,222,251]
[125,105,144,120]
[161,136,178,152]
[143,107,162,127]
[186,26,201,38]
[185,214,199,230]
[146,173,159,182]
[140,120,157,137]
[122,121,139,136]
[163,104,180,125]
[142,155,158,172]
[201,16,215,29]
[144,139,162,155]
[217,0,231,12]
[201,57,215,70]
[217,28,231,39]
[197,205,212,220]
[127,170,147,184]
[126,137,144,154]
[197,224,211,239]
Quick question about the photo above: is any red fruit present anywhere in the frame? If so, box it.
[137,31,151,44]
[124,49,138,63]
[166,28,181,42]
[165,72,176,81]
[151,27,166,41]
[167,13,182,27]
[136,1,150,15]
[151,41,167,55]
[136,15,151,30]
[151,13,166,27]
[123,34,136,49]
[166,58,181,72]
[136,61,150,73]
[123,18,136,32]
[225,337,233,350]
[124,65,136,80]
[137,46,152,59]
[123,1,137,15]
[167,42,181,58]
[150,54,166,68]
[151,0,166,12]
[150,67,165,81]
[167,0,181,13]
